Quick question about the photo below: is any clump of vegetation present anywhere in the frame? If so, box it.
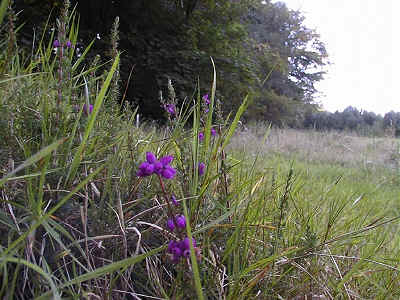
[1,1,400,299]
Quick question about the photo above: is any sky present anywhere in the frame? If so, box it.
[273,0,399,115]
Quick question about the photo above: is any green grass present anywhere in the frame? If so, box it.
[1,1,400,299]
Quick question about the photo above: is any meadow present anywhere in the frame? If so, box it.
[1,1,400,299]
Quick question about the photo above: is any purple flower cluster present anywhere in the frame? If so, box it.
[198,127,217,142]
[171,194,178,206]
[53,39,73,49]
[137,152,176,179]
[167,237,200,263]
[83,103,93,115]
[164,103,176,116]
[203,94,210,105]
[198,162,205,176]
[203,94,211,113]
[166,214,186,231]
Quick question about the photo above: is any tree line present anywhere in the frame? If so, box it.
[14,0,400,136]
[304,106,400,137]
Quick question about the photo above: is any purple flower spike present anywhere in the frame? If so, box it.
[175,215,186,229]
[211,127,217,136]
[137,162,155,177]
[198,162,205,176]
[66,40,72,48]
[171,195,178,206]
[146,152,157,164]
[53,39,60,48]
[198,132,204,141]
[167,219,175,231]
[202,94,210,105]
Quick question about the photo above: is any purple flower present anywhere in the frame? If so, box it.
[160,155,174,165]
[53,39,60,48]
[161,165,176,179]
[175,215,186,229]
[198,132,204,141]
[202,94,210,105]
[211,127,217,136]
[155,155,176,179]
[171,246,182,263]
[146,152,157,164]
[137,162,155,177]
[167,219,175,231]
[198,162,205,176]
[83,104,93,115]
[181,237,196,250]
[66,40,72,48]
[181,237,197,257]
[137,153,176,179]
[164,104,176,115]
[167,240,179,253]
[167,237,199,263]
[171,195,178,206]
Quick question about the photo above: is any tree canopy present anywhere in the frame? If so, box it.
[16,0,329,123]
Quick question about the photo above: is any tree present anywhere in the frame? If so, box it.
[244,0,328,123]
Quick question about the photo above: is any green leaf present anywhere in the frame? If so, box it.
[0,0,8,26]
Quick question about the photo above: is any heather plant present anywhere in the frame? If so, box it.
[1,1,400,299]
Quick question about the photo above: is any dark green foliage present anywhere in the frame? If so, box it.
[15,0,328,124]
[303,106,392,136]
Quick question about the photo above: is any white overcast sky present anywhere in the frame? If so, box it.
[273,0,399,115]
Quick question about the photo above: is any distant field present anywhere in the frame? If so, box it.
[230,126,400,170]
[226,126,400,298]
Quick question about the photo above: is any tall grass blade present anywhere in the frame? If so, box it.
[66,54,120,185]
[0,0,8,26]
[221,95,249,151]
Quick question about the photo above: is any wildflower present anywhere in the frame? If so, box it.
[167,240,179,253]
[198,162,205,176]
[198,132,204,141]
[83,103,93,115]
[136,152,176,179]
[53,39,60,48]
[171,195,178,206]
[154,155,176,179]
[175,215,186,229]
[203,94,210,105]
[164,103,176,116]
[146,151,157,164]
[167,219,175,231]
[211,127,217,136]
[167,237,200,263]
[137,162,154,177]
[66,40,72,48]
[181,237,197,257]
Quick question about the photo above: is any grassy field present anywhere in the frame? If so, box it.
[1,1,400,299]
